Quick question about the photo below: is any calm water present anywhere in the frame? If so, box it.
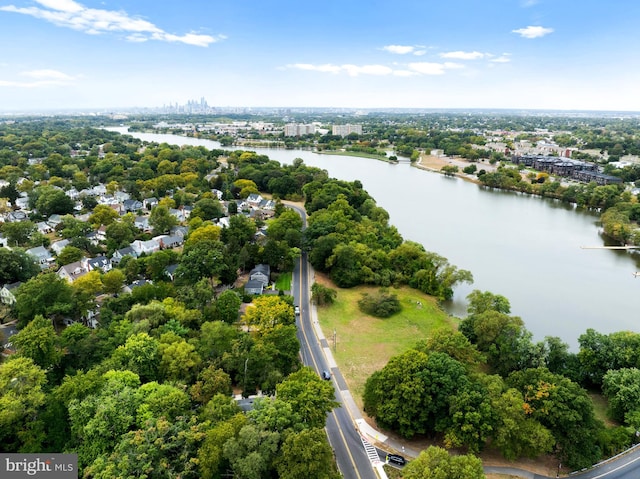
[110,128,640,349]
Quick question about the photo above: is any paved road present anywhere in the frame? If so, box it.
[289,202,377,479]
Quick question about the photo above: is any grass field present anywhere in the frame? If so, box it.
[315,278,457,408]
[274,272,292,292]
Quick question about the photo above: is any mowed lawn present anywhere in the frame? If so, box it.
[315,278,458,408]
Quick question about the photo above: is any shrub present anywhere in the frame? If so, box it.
[357,289,401,318]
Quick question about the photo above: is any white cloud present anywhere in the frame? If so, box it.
[0,68,76,88]
[520,0,539,7]
[490,54,512,63]
[21,69,74,80]
[382,44,427,56]
[407,63,444,75]
[289,61,464,77]
[0,0,223,47]
[439,51,485,60]
[288,63,393,76]
[512,25,554,39]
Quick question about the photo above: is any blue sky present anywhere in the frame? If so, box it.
[1,0,639,112]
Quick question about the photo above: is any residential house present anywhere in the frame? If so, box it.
[14,196,29,210]
[123,199,143,212]
[0,282,21,305]
[154,235,183,249]
[51,239,71,255]
[246,193,264,207]
[26,246,53,270]
[111,246,137,265]
[244,279,264,295]
[65,188,80,200]
[57,261,88,282]
[134,215,151,231]
[130,239,161,256]
[165,263,179,281]
[143,197,158,210]
[113,191,131,203]
[7,210,28,222]
[259,199,276,210]
[211,189,223,200]
[169,208,188,222]
[83,256,112,273]
[217,216,231,228]
[249,264,270,288]
[170,225,188,238]
[123,279,151,294]
[36,221,54,234]
[47,214,63,228]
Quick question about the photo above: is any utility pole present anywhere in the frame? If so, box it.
[333,329,337,352]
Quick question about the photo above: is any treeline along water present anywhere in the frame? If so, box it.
[111,128,640,349]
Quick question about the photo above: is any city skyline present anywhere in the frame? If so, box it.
[1,0,640,113]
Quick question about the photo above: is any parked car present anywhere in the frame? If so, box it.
[386,454,406,466]
[294,306,300,316]
[321,370,331,380]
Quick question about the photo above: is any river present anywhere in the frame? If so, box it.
[109,127,640,349]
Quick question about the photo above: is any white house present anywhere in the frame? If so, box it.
[57,261,88,282]
[130,239,161,256]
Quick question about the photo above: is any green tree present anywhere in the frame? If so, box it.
[190,366,233,404]
[192,197,225,221]
[214,289,242,324]
[0,357,47,451]
[88,204,120,227]
[68,370,142,467]
[105,220,136,251]
[2,220,36,246]
[84,416,205,479]
[158,332,202,382]
[35,186,75,216]
[222,423,280,479]
[602,368,640,423]
[311,282,337,306]
[242,295,295,331]
[135,381,191,427]
[198,414,248,479]
[149,204,178,234]
[276,367,339,429]
[14,273,74,328]
[177,239,228,284]
[101,268,126,295]
[402,446,485,479]
[110,333,160,382]
[276,428,341,479]
[11,315,62,370]
[56,245,84,267]
[363,350,471,438]
[507,367,603,469]
[0,247,40,284]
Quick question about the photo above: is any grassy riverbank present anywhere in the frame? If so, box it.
[314,275,456,408]
[317,149,396,162]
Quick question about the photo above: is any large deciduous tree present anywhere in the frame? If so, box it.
[401,446,485,479]
[0,247,39,284]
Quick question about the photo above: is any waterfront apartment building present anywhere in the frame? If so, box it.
[332,124,362,137]
[284,123,316,137]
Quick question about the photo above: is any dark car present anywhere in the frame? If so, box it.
[321,370,331,380]
[386,454,406,466]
